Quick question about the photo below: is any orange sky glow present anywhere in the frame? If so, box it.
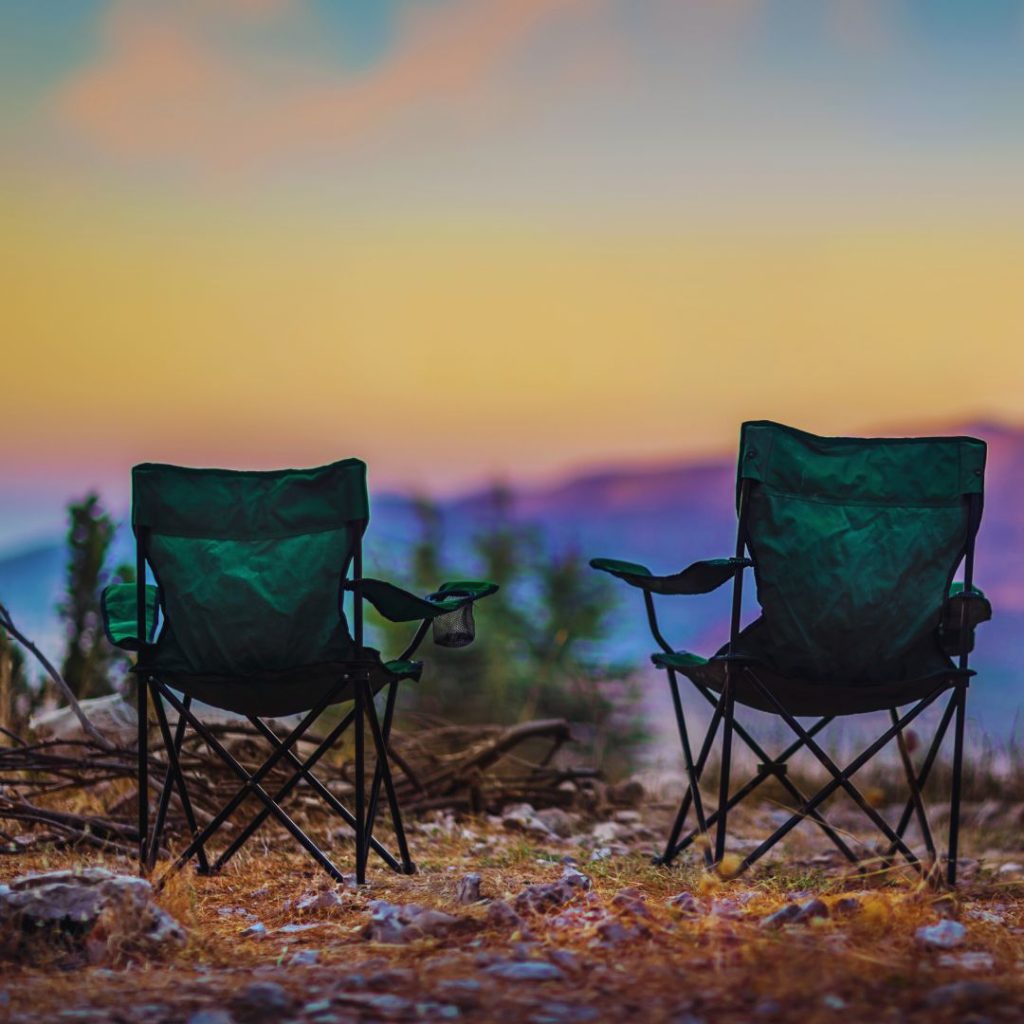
[2,0,1022,545]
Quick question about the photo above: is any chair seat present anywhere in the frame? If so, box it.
[139,657,422,718]
[652,649,971,716]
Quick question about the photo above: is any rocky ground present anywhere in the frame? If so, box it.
[2,798,1024,1024]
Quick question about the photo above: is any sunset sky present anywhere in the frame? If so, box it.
[2,1,1023,549]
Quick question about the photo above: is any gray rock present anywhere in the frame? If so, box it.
[415,1001,461,1020]
[607,778,645,806]
[436,978,483,1007]
[794,898,829,923]
[367,967,414,989]
[334,992,414,1017]
[924,981,1003,1008]
[937,951,995,971]
[547,948,583,973]
[239,922,266,938]
[275,922,319,934]
[760,898,828,929]
[186,1012,235,1024]
[485,960,566,982]
[486,900,532,937]
[528,1002,599,1022]
[0,868,186,964]
[513,868,592,915]
[535,808,575,838]
[296,889,344,912]
[667,892,703,916]
[456,873,482,905]
[502,804,556,839]
[288,949,320,966]
[831,897,861,917]
[709,899,744,920]
[364,900,459,944]
[916,919,967,949]
[591,821,625,844]
[610,887,650,918]
[231,981,295,1022]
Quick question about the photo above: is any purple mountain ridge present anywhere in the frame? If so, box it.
[1,421,1021,736]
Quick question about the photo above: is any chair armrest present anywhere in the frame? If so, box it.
[349,578,499,623]
[589,557,751,596]
[101,583,160,650]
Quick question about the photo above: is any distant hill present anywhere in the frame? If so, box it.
[2,422,1021,735]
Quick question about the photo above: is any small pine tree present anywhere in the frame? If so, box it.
[368,486,643,774]
[57,493,134,701]
[0,626,32,737]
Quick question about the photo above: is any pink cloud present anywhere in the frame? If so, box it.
[54,0,595,175]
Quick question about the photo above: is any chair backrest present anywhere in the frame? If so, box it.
[133,460,368,677]
[737,421,985,683]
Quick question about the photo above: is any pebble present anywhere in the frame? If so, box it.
[456,873,482,905]
[230,981,294,1022]
[667,892,703,916]
[513,868,591,915]
[186,1012,234,1024]
[436,978,483,1007]
[547,949,583,973]
[924,981,1003,1008]
[916,919,967,949]
[364,901,459,944]
[288,949,319,966]
[486,899,531,936]
[937,951,995,971]
[296,890,344,912]
[535,808,575,838]
[485,961,566,982]
[761,897,829,929]
[528,1002,600,1022]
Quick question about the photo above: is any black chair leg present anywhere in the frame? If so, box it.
[236,713,404,873]
[715,674,735,866]
[890,707,936,865]
[886,693,957,859]
[948,683,967,887]
[137,674,148,873]
[664,669,712,866]
[360,680,414,874]
[354,673,367,885]
[658,697,723,865]
[156,684,347,884]
[149,685,210,874]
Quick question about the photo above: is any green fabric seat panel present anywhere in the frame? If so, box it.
[131,460,381,716]
[652,650,972,717]
[735,421,986,687]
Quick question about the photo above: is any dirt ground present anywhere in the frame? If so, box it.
[3,799,1024,1024]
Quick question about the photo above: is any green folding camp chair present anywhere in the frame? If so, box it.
[592,421,990,885]
[101,459,497,884]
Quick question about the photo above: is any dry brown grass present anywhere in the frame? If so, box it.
[3,802,1024,1024]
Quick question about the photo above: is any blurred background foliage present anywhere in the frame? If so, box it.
[369,488,644,778]
[1,489,644,777]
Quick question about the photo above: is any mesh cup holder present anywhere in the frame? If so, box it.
[431,599,475,648]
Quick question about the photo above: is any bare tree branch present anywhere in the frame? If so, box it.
[0,600,114,750]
